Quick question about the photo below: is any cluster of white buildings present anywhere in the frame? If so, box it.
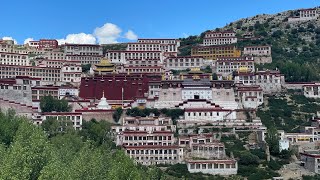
[0,40,84,86]
[112,116,183,166]
[105,38,181,73]
[111,115,238,175]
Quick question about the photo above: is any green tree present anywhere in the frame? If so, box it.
[272,30,283,38]
[40,95,71,113]
[80,119,113,146]
[212,73,218,80]
[239,152,259,165]
[268,159,282,170]
[68,144,109,180]
[107,151,144,179]
[41,116,74,137]
[0,120,49,179]
[202,65,212,73]
[0,109,21,146]
[113,107,123,123]
[266,127,280,155]
[81,64,91,73]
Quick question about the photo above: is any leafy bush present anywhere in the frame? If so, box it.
[239,152,259,166]
[268,159,282,170]
[40,95,71,113]
[81,64,91,73]
[113,108,123,123]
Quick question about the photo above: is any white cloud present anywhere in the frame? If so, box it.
[182,33,189,38]
[57,39,66,45]
[125,30,138,40]
[2,36,17,44]
[94,23,122,44]
[19,22,137,45]
[24,38,34,44]
[57,33,96,45]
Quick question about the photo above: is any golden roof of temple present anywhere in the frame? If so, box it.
[95,58,114,67]
[94,58,115,73]
[188,67,203,74]
[238,67,249,73]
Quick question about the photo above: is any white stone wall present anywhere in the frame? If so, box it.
[0,99,34,118]
[182,88,212,100]
[0,84,32,106]
[157,88,182,102]
[184,110,236,121]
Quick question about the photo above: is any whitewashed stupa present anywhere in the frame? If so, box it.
[97,91,111,110]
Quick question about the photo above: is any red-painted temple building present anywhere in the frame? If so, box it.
[79,73,162,101]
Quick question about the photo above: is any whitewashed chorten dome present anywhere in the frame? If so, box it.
[97,91,111,110]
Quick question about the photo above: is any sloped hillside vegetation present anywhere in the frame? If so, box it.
[178,7,320,82]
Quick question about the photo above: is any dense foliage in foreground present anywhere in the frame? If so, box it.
[0,110,165,180]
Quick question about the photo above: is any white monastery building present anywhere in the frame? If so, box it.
[303,83,320,99]
[288,8,319,22]
[164,56,205,70]
[203,31,237,46]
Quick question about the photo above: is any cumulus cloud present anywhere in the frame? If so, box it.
[19,22,137,45]
[57,33,96,45]
[94,23,122,44]
[125,30,138,40]
[2,36,18,44]
[24,38,34,44]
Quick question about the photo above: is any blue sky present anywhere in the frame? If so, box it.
[1,0,318,44]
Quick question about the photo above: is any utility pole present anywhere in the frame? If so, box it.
[122,87,124,108]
